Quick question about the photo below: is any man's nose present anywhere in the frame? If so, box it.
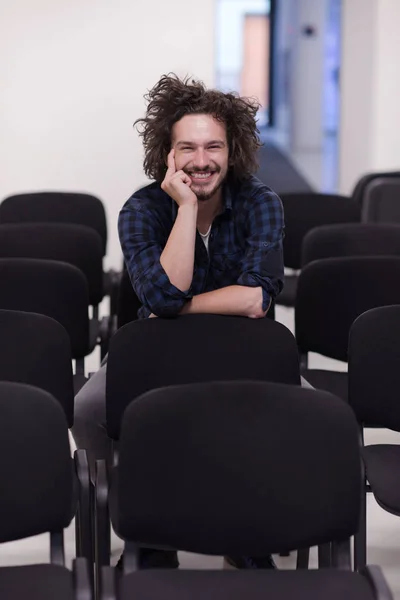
[193,148,208,169]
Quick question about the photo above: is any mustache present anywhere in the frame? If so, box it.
[184,166,221,174]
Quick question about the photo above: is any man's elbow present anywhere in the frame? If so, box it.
[148,297,188,318]
[246,287,269,319]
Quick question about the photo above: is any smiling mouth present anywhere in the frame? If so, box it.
[189,171,216,183]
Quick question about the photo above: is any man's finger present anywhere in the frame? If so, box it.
[174,170,192,186]
[165,149,176,176]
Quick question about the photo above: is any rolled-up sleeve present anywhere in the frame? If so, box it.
[118,201,193,317]
[237,190,284,311]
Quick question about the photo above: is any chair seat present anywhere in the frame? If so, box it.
[0,564,75,600]
[120,569,375,600]
[363,444,400,515]
[276,274,298,307]
[301,369,348,402]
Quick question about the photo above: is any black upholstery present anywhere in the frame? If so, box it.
[348,307,400,520]
[362,177,400,224]
[0,565,75,600]
[116,269,142,328]
[352,171,400,206]
[302,223,400,266]
[0,310,74,427]
[362,445,400,516]
[301,370,348,402]
[280,193,361,270]
[0,258,91,359]
[349,306,400,430]
[119,569,376,600]
[0,223,104,306]
[114,381,361,556]
[106,314,300,440]
[0,382,73,543]
[274,273,298,307]
[296,257,400,363]
[0,191,107,256]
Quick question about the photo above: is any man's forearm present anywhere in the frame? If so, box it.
[180,285,267,319]
[160,204,197,291]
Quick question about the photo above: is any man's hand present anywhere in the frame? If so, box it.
[161,149,197,207]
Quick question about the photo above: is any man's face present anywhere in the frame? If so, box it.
[171,114,229,201]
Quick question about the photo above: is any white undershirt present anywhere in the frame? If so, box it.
[199,224,212,252]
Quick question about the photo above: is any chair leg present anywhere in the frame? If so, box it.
[318,543,332,568]
[297,548,310,569]
[74,450,94,585]
[95,459,111,597]
[354,480,367,571]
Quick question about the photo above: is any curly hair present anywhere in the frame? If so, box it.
[134,74,262,182]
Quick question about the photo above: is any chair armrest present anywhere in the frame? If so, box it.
[363,565,394,600]
[73,557,93,600]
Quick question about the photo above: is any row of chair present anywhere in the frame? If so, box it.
[1,307,400,592]
[0,360,395,598]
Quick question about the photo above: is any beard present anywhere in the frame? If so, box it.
[184,166,227,202]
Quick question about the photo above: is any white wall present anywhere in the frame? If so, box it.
[0,0,215,268]
[339,0,400,194]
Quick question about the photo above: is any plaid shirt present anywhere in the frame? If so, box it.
[118,175,284,319]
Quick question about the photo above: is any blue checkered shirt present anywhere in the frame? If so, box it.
[118,175,284,319]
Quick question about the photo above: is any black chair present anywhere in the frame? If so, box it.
[0,309,75,423]
[351,171,400,208]
[0,223,104,308]
[296,256,400,400]
[0,223,110,359]
[94,315,300,582]
[302,223,400,266]
[348,306,400,570]
[0,191,107,255]
[0,309,93,576]
[105,314,301,442]
[98,381,391,600]
[116,269,142,329]
[278,193,361,307]
[0,258,93,380]
[361,177,400,224]
[0,381,92,599]
[0,190,121,319]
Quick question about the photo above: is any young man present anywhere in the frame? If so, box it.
[73,74,284,570]
[119,74,284,320]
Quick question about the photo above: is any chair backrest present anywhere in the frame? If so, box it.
[0,191,107,256]
[0,310,74,427]
[0,223,104,306]
[0,258,90,359]
[302,223,400,266]
[106,314,300,440]
[349,305,400,430]
[351,171,400,206]
[295,256,400,362]
[117,269,142,328]
[117,381,361,556]
[362,177,400,224]
[280,193,361,269]
[0,381,73,543]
